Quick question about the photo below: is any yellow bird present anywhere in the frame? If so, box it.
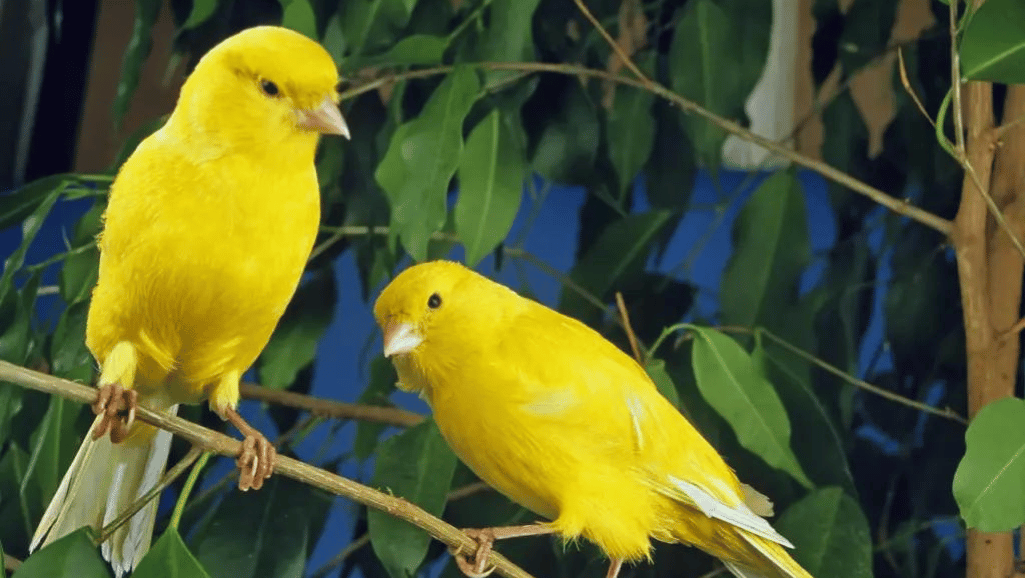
[31,26,348,575]
[373,261,813,578]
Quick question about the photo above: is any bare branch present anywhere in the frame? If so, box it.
[239,382,424,428]
[0,361,536,578]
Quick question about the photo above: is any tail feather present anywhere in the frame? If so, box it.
[737,532,814,578]
[31,406,178,577]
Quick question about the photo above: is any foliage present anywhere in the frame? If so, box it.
[4,1,1025,578]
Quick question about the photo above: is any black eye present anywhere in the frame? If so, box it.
[260,79,279,96]
[427,293,442,309]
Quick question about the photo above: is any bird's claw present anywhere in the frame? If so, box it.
[91,383,138,443]
[452,528,497,578]
[236,432,275,491]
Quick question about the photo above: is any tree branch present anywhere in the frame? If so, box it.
[340,61,954,236]
[239,382,424,428]
[0,361,536,578]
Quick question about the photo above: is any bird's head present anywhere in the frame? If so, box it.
[170,26,348,160]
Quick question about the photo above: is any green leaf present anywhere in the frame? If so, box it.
[12,528,110,578]
[341,0,417,56]
[645,359,680,408]
[837,0,897,72]
[181,0,218,29]
[720,171,809,331]
[375,67,480,260]
[134,529,210,578]
[281,0,317,39]
[0,445,31,553]
[354,357,401,461]
[49,302,94,384]
[0,381,21,445]
[607,75,655,199]
[669,0,769,165]
[193,476,331,578]
[20,396,80,526]
[775,487,872,578]
[357,35,448,67]
[0,274,41,366]
[530,82,599,184]
[961,0,1025,82]
[645,101,696,210]
[368,420,458,578]
[754,342,854,493]
[0,175,66,231]
[559,210,674,318]
[479,0,542,83]
[113,0,161,128]
[456,110,525,266]
[953,397,1025,530]
[0,188,60,307]
[689,326,813,488]
[258,270,336,389]
[58,246,99,306]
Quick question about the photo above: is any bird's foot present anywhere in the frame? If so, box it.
[236,432,276,491]
[452,528,497,578]
[91,383,138,443]
[221,405,275,491]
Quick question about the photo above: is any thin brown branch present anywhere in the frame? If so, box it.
[897,48,935,128]
[96,446,203,544]
[999,316,1025,342]
[240,382,424,428]
[571,0,653,88]
[309,534,372,578]
[447,481,493,502]
[615,292,643,363]
[0,361,536,578]
[341,62,954,236]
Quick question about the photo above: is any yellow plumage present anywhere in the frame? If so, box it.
[373,261,813,578]
[32,25,347,576]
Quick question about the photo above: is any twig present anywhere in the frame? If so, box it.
[447,481,493,502]
[571,0,653,88]
[240,382,423,427]
[341,62,954,236]
[97,446,203,544]
[950,0,966,155]
[0,361,536,578]
[897,48,935,128]
[647,325,968,425]
[1000,316,1025,341]
[615,292,643,363]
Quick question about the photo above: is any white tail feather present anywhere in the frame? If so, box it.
[31,405,178,577]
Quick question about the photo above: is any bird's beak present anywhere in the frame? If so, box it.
[298,96,350,138]
[382,321,423,357]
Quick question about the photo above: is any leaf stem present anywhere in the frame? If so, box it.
[170,450,211,529]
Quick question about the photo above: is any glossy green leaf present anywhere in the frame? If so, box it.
[49,302,94,384]
[0,381,21,446]
[181,0,218,29]
[376,67,480,260]
[645,101,696,209]
[953,397,1025,530]
[456,110,525,267]
[559,210,674,318]
[720,171,809,330]
[775,487,872,578]
[479,0,542,82]
[607,80,655,199]
[669,0,769,165]
[0,274,40,367]
[645,359,680,408]
[358,35,448,67]
[259,270,336,389]
[113,0,160,128]
[0,189,60,307]
[961,0,1025,82]
[368,420,458,578]
[58,245,99,306]
[282,0,317,39]
[530,83,599,184]
[0,175,65,232]
[134,529,210,578]
[354,357,401,461]
[754,342,854,493]
[341,0,416,56]
[12,528,110,578]
[20,396,80,526]
[193,476,331,578]
[689,326,812,488]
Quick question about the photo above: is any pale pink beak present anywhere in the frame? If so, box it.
[382,321,422,357]
[298,96,350,138]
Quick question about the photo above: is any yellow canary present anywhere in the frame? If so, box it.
[31,25,347,576]
[373,261,812,578]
